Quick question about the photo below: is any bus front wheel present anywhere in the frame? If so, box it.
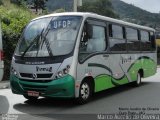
[76,81,92,104]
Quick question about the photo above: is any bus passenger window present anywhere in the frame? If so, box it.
[109,24,126,51]
[150,32,156,51]
[126,27,140,51]
[87,25,106,52]
[140,31,151,51]
[79,24,106,61]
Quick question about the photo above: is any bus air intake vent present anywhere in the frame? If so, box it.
[20,79,52,83]
[20,73,53,79]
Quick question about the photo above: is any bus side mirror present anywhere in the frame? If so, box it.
[21,25,26,33]
[87,23,93,39]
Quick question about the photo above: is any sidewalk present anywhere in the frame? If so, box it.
[0,81,10,89]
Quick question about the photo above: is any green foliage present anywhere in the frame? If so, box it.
[0,0,35,80]
[78,0,118,18]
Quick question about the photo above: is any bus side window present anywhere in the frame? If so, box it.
[87,25,106,52]
[109,24,126,51]
[140,30,151,51]
[150,32,156,51]
[109,24,112,37]
[126,27,140,51]
[79,23,106,62]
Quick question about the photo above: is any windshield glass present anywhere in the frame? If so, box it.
[15,16,82,57]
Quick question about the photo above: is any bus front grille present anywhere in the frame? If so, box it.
[20,79,52,83]
[20,73,53,79]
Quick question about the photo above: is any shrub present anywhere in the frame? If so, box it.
[0,0,36,80]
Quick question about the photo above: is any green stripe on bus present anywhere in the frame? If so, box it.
[88,57,156,92]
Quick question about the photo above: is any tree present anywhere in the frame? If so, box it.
[10,0,27,7]
[0,0,3,5]
[0,1,35,80]
[78,0,119,18]
[33,0,48,12]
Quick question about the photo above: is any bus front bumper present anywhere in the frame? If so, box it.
[10,75,75,98]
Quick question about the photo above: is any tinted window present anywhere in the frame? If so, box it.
[126,28,138,40]
[112,25,123,39]
[109,24,126,51]
[150,32,156,51]
[126,27,140,51]
[140,31,151,51]
[86,25,106,52]
[79,24,106,61]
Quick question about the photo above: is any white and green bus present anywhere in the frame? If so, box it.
[10,12,157,104]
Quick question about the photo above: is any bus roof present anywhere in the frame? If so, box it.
[32,12,155,32]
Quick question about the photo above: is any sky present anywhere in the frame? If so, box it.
[120,0,160,13]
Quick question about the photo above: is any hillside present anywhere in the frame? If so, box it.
[111,0,160,29]
[46,0,73,12]
[44,0,160,29]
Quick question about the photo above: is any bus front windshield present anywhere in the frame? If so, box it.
[15,16,82,57]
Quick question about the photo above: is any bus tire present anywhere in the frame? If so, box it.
[23,95,38,101]
[76,80,92,104]
[133,72,141,87]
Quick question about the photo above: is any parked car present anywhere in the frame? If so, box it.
[0,21,4,81]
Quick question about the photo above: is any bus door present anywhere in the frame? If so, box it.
[108,24,130,86]
[77,20,112,93]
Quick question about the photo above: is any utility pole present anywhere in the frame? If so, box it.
[73,0,82,12]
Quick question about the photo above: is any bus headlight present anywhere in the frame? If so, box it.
[56,65,70,79]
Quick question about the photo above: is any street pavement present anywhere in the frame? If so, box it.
[0,81,9,89]
[0,69,160,120]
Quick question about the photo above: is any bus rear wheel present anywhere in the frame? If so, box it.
[133,72,141,87]
[76,81,92,104]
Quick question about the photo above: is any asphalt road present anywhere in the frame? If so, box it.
[0,69,160,120]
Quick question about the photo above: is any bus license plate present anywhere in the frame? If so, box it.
[27,91,39,97]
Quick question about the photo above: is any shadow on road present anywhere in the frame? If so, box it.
[12,82,154,120]
[13,97,78,114]
[13,82,151,114]
[0,95,9,114]
[91,82,150,102]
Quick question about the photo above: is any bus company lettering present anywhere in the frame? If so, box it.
[121,56,132,64]
[53,20,71,29]
[36,66,52,72]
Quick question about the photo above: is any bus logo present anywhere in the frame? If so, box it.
[32,74,37,79]
[36,66,52,72]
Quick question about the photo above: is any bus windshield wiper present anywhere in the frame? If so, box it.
[39,28,54,57]
[21,29,44,58]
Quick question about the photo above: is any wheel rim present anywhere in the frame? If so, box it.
[80,82,90,100]
[137,73,141,85]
